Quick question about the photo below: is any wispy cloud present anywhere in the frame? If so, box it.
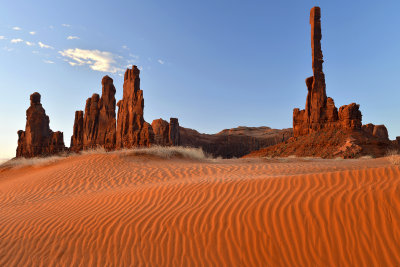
[62,24,71,27]
[43,60,54,64]
[32,50,39,54]
[25,41,35,46]
[122,45,128,49]
[67,36,79,40]
[158,59,165,65]
[59,48,122,73]
[49,25,54,29]
[29,31,36,35]
[38,41,54,49]
[10,38,23,44]
[3,47,13,52]
[0,36,5,40]
[12,26,21,31]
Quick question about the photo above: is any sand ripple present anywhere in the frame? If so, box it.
[0,154,399,266]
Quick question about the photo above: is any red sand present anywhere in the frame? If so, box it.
[1,152,400,266]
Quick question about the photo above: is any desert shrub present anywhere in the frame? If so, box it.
[386,149,400,165]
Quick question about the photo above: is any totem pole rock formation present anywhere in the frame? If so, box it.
[246,6,393,159]
[116,65,154,148]
[151,118,181,146]
[293,6,380,139]
[16,92,65,157]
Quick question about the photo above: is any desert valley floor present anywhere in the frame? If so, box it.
[1,149,400,266]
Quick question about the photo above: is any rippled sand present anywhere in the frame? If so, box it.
[1,152,399,266]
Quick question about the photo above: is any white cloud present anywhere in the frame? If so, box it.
[38,41,54,49]
[49,25,54,29]
[122,45,128,49]
[25,41,35,46]
[158,59,165,65]
[29,31,36,35]
[59,48,122,73]
[43,60,54,64]
[3,47,13,52]
[67,36,79,40]
[32,50,39,54]
[0,36,5,40]
[10,38,23,43]
[62,24,71,27]
[12,26,21,31]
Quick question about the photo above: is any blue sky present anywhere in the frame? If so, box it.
[1,0,400,159]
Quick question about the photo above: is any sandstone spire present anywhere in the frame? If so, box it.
[70,110,84,152]
[116,65,154,148]
[74,75,117,151]
[306,6,327,126]
[293,6,362,137]
[16,92,65,157]
[96,76,116,150]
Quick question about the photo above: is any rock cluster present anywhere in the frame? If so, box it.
[67,66,180,153]
[78,76,117,150]
[293,7,387,141]
[16,92,65,157]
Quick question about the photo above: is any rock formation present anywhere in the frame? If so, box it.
[151,118,181,146]
[246,6,393,159]
[116,66,154,148]
[293,7,363,137]
[152,119,170,145]
[96,76,116,150]
[71,75,116,151]
[16,92,65,157]
[169,118,180,146]
[70,111,83,152]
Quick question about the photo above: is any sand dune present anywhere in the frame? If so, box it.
[1,151,400,266]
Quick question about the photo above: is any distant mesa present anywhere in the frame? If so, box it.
[180,126,292,158]
[247,6,398,158]
[16,92,65,157]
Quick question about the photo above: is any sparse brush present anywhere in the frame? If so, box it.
[385,149,400,165]
[0,146,211,169]
[360,155,374,159]
[0,155,66,169]
[116,146,208,160]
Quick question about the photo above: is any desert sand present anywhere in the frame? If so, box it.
[1,149,400,266]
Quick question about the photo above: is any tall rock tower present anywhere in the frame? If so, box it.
[293,6,361,137]
[116,65,154,148]
[16,92,65,157]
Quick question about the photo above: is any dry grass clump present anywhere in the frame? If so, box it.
[0,155,67,169]
[385,149,400,165]
[116,146,208,160]
[0,146,209,169]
